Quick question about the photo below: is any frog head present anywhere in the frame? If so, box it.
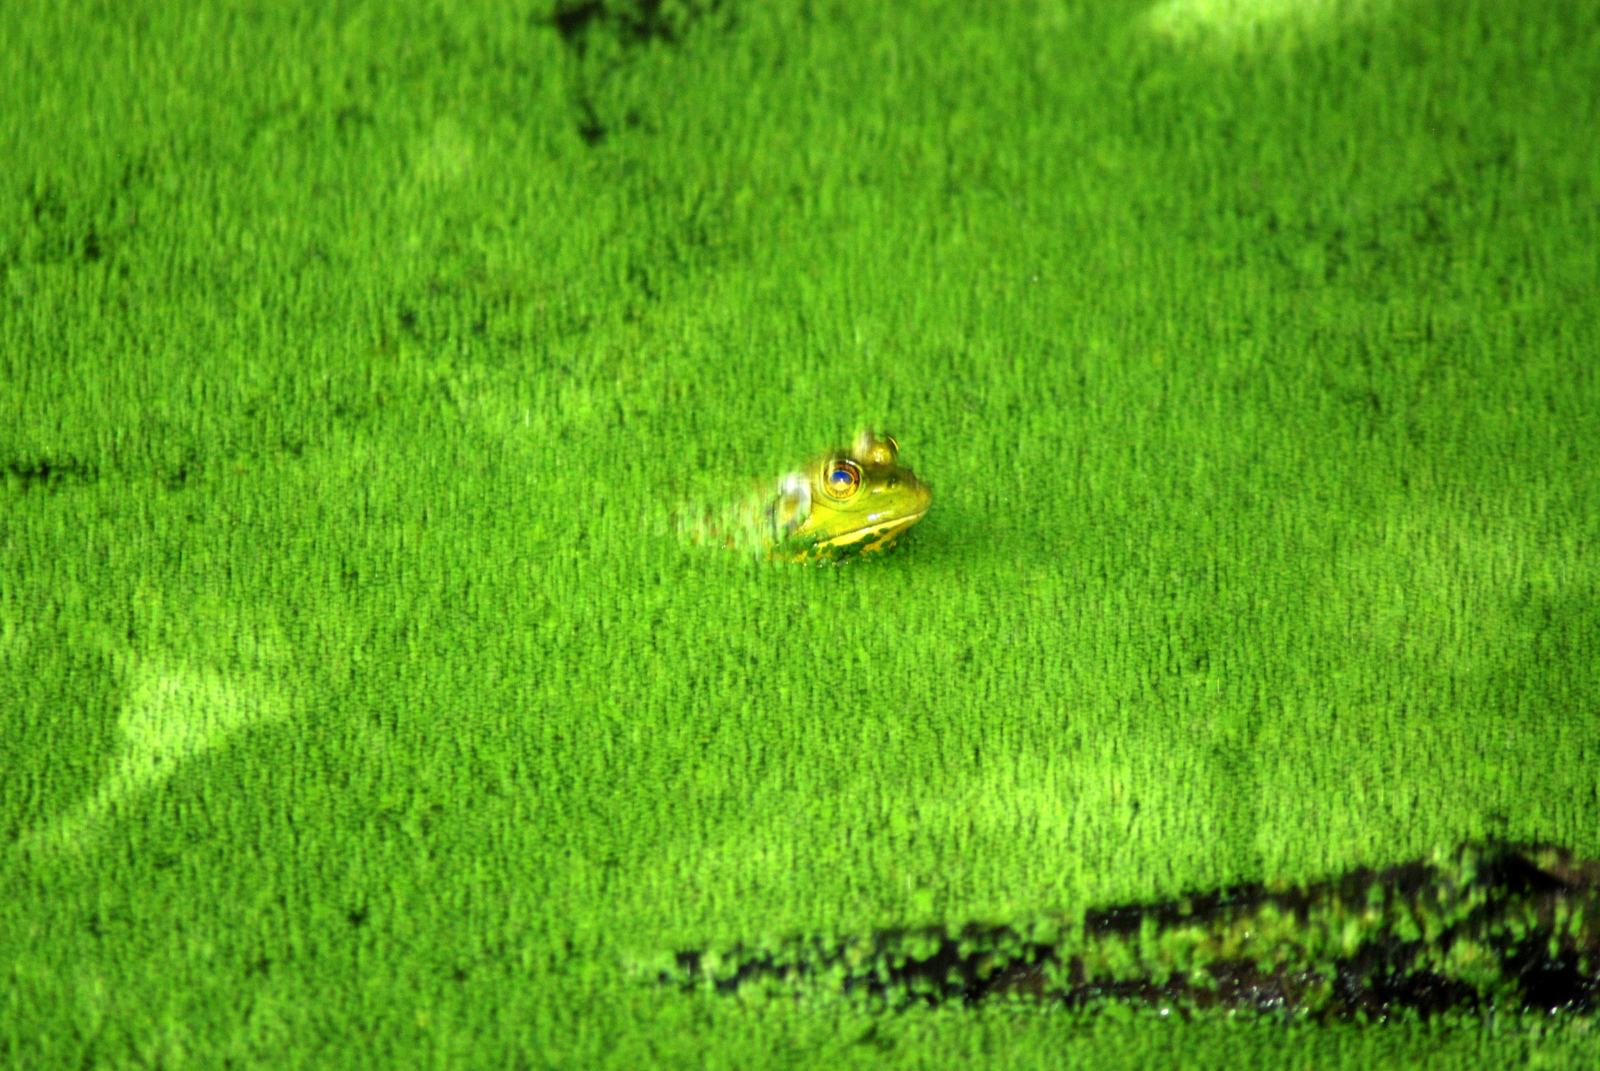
[769,429,933,563]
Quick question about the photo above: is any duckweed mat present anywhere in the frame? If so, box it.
[3,0,1598,1067]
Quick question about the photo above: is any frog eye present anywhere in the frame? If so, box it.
[822,458,862,500]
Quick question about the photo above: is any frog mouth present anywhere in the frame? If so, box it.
[816,509,929,549]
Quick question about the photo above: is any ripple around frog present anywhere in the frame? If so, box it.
[639,843,1600,1021]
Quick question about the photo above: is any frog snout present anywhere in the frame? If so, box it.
[900,472,932,514]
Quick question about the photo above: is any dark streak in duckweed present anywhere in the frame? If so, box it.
[4,456,99,493]
[648,845,1600,1021]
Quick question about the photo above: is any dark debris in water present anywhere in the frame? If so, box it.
[648,844,1600,1022]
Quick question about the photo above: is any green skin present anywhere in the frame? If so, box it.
[678,430,933,564]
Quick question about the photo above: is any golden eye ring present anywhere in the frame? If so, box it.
[822,458,862,500]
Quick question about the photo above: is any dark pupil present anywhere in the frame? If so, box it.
[830,467,854,487]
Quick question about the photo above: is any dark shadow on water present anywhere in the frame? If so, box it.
[655,844,1600,1021]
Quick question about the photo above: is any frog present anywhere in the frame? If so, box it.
[676,429,933,564]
